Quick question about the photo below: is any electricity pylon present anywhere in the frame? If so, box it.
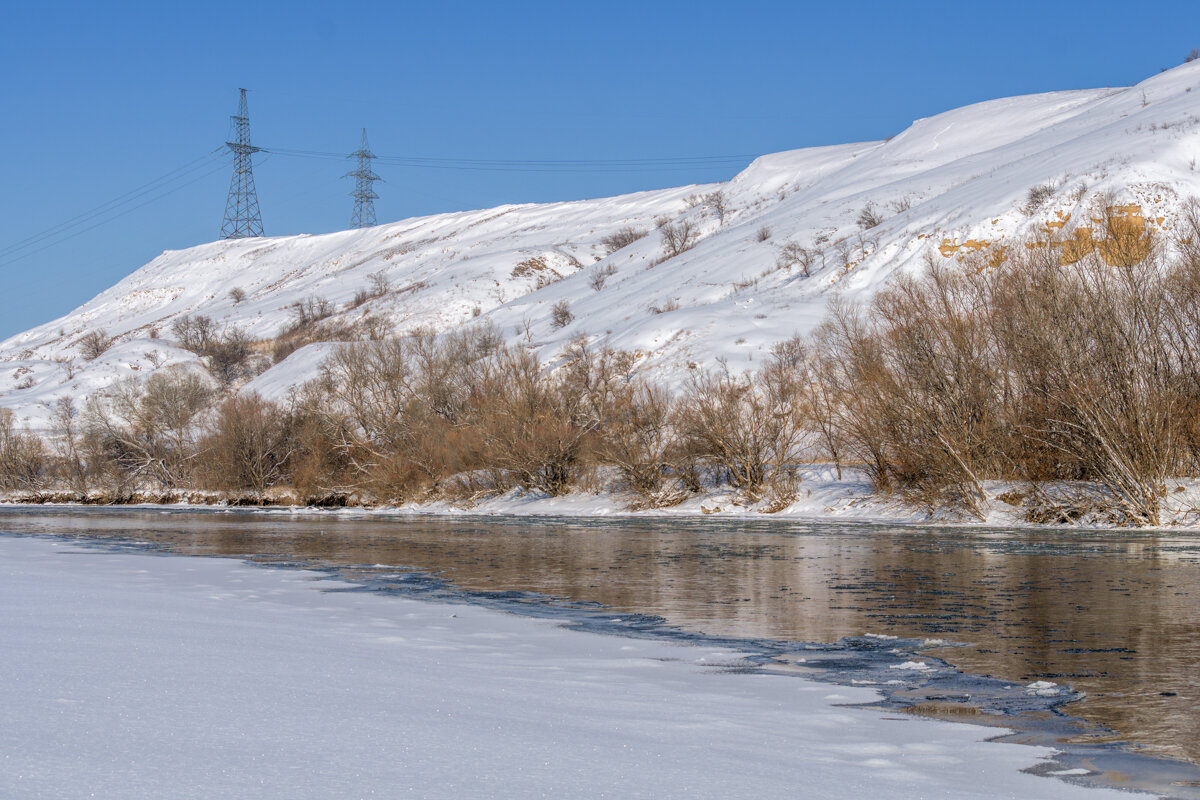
[347,128,381,229]
[221,88,264,239]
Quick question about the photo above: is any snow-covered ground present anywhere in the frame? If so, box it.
[212,466,1196,530]
[0,534,1146,799]
[3,62,1200,430]
[10,463,1200,529]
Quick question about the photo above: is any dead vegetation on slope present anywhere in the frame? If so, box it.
[7,198,1200,525]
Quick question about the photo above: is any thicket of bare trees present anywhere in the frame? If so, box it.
[812,204,1200,524]
[0,321,815,508]
[0,409,45,491]
[4,201,1200,525]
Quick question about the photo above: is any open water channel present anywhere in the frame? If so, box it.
[1,508,1197,796]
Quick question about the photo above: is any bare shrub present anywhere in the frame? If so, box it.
[857,202,884,230]
[78,330,117,360]
[588,263,617,291]
[776,241,815,277]
[228,287,246,304]
[756,226,772,242]
[172,314,256,384]
[205,326,256,384]
[284,387,352,500]
[367,270,390,297]
[349,271,392,309]
[760,465,799,513]
[657,217,698,259]
[271,300,361,364]
[550,300,573,329]
[1022,182,1056,215]
[311,325,501,500]
[599,226,647,255]
[649,298,681,315]
[286,297,334,333]
[199,393,292,492]
[673,355,808,498]
[360,314,394,341]
[471,348,592,495]
[1185,48,1199,64]
[597,381,672,495]
[171,315,217,352]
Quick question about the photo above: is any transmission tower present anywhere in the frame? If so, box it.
[221,88,264,239]
[347,128,381,229]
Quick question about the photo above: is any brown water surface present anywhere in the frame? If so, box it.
[1,508,1197,765]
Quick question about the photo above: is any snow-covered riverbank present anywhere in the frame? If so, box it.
[0,534,1147,799]
[10,465,1191,530]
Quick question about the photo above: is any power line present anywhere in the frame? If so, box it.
[263,146,753,172]
[0,150,226,263]
[0,151,231,268]
[0,157,232,269]
[0,123,750,270]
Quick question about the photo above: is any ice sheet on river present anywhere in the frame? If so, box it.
[0,536,1144,799]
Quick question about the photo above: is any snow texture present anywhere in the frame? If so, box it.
[0,535,1142,799]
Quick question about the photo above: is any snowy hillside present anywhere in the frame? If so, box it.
[3,63,1200,430]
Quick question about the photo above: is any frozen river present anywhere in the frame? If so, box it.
[1,508,1198,797]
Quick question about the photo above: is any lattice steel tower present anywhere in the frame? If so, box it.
[221,88,264,239]
[347,128,381,229]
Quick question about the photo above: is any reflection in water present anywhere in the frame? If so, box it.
[1,509,1197,765]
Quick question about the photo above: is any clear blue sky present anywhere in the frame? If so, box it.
[1,0,1195,338]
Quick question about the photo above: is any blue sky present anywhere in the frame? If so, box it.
[0,0,1195,338]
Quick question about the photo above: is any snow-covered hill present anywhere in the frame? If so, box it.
[4,63,1200,430]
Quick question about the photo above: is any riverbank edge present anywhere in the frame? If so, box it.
[5,466,1200,530]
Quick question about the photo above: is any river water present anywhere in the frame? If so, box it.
[1,508,1197,787]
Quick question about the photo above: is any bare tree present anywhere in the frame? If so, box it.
[200,393,292,493]
[673,357,808,498]
[50,397,90,495]
[550,300,574,329]
[84,369,213,489]
[703,191,728,224]
[78,330,116,360]
[0,409,46,491]
[657,218,699,259]
[776,241,815,277]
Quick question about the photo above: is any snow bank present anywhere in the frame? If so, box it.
[0,535,1142,799]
